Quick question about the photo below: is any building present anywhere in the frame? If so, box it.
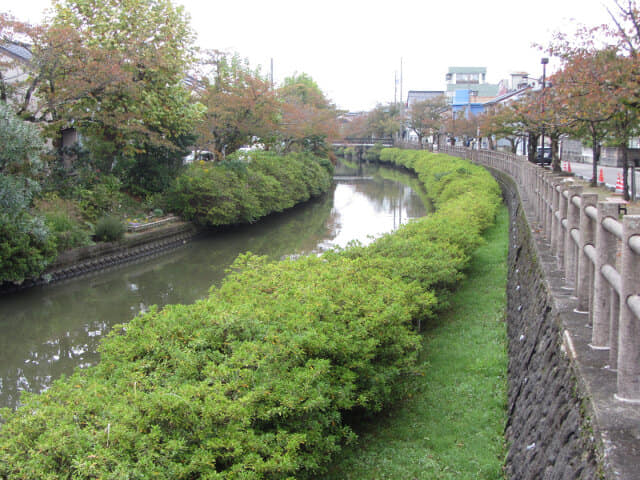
[445,66,499,103]
[445,67,500,119]
[406,90,445,108]
[0,41,33,108]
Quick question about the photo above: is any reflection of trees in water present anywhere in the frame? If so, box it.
[348,166,431,220]
[0,190,336,408]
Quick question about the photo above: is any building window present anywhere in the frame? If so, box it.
[456,73,479,84]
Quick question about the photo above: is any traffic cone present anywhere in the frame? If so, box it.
[615,172,624,194]
[567,161,571,173]
[599,168,604,183]
[562,161,566,171]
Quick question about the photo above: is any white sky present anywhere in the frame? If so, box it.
[5,0,614,111]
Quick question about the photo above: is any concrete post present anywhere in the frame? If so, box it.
[564,186,583,289]
[557,186,568,272]
[545,174,554,239]
[616,216,640,402]
[541,173,550,238]
[577,193,598,312]
[550,181,561,256]
[591,203,620,349]
[610,288,620,369]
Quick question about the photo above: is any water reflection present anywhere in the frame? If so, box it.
[0,161,429,408]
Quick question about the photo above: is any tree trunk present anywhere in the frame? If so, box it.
[527,132,538,163]
[591,130,600,188]
[551,134,561,173]
[621,143,630,201]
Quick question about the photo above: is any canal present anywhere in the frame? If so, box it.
[0,160,429,409]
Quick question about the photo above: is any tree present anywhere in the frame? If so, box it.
[407,95,447,148]
[548,43,619,185]
[276,73,338,155]
[365,103,402,140]
[34,0,204,176]
[0,100,45,175]
[0,102,55,284]
[480,103,525,153]
[194,52,279,160]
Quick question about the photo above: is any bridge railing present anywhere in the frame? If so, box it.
[333,137,394,146]
[441,145,640,403]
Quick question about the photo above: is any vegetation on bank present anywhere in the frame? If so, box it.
[166,152,333,227]
[0,151,502,479]
[1,0,340,286]
[326,205,509,479]
[0,88,335,285]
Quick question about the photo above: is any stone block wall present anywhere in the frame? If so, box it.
[493,170,602,479]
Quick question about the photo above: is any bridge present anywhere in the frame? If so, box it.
[332,137,394,148]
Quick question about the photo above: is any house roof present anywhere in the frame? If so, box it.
[0,42,32,62]
[407,90,445,104]
[483,86,532,106]
[447,66,487,74]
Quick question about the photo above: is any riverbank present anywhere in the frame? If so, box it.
[325,205,509,479]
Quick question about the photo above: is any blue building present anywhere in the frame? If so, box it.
[446,67,500,118]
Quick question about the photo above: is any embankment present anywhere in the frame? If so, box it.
[493,168,602,479]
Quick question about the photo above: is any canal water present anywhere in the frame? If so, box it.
[0,160,429,409]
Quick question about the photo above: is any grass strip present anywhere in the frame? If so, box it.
[326,204,509,480]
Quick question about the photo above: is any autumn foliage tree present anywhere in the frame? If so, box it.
[194,52,279,160]
[276,73,338,155]
[11,0,205,192]
[407,95,447,148]
[480,103,525,153]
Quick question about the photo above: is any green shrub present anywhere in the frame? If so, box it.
[0,175,56,284]
[75,175,124,222]
[94,216,126,242]
[167,151,333,227]
[0,151,501,478]
[37,194,92,253]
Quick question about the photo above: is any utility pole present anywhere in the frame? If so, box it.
[394,71,397,104]
[400,57,403,107]
[270,58,274,89]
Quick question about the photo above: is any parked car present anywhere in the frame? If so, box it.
[533,146,552,165]
[183,150,214,164]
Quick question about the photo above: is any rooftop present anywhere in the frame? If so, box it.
[0,42,32,62]
[447,66,487,74]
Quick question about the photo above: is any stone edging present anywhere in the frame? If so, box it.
[0,221,200,294]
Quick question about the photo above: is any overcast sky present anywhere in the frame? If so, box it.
[6,0,614,111]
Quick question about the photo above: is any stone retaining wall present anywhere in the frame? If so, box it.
[1,221,199,294]
[494,169,602,479]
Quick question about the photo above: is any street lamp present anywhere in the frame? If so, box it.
[540,57,549,165]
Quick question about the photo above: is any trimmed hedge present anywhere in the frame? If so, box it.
[166,152,334,227]
[0,150,501,479]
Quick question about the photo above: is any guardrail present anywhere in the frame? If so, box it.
[441,145,640,403]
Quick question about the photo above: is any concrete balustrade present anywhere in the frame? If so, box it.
[441,146,640,403]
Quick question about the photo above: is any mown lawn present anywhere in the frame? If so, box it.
[325,204,509,480]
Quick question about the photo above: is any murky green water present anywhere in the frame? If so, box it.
[0,161,429,408]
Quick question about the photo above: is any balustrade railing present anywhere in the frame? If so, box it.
[441,145,640,403]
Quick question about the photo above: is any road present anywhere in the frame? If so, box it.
[554,160,640,199]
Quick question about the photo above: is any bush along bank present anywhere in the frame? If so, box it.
[0,150,502,479]
[165,151,334,227]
